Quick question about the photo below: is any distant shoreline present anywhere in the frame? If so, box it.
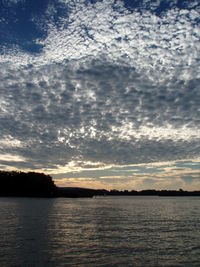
[1,171,200,198]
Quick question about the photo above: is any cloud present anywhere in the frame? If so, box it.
[0,153,26,162]
[1,62,199,168]
[0,0,200,189]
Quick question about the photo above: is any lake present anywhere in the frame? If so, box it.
[0,196,200,266]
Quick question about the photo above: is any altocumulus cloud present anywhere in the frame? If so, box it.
[0,0,200,188]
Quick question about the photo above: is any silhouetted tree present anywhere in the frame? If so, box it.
[0,171,56,197]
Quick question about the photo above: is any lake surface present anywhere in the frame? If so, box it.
[0,196,200,266]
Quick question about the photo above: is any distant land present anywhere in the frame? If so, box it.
[1,171,200,198]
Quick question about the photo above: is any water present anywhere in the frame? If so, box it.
[0,196,200,266]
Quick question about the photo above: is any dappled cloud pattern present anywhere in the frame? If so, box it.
[0,0,200,189]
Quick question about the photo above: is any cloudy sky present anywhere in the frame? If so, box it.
[0,0,200,190]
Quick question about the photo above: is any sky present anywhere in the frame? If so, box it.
[0,0,200,190]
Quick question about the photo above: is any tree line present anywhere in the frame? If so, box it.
[0,171,200,197]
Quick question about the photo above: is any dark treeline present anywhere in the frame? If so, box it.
[0,171,56,197]
[99,189,200,197]
[1,171,200,198]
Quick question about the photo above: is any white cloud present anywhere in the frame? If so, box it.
[0,136,23,148]
[1,0,199,82]
[0,0,200,184]
[0,154,26,162]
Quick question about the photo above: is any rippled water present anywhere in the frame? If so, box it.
[0,196,200,266]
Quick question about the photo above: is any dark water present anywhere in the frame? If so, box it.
[0,197,200,266]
